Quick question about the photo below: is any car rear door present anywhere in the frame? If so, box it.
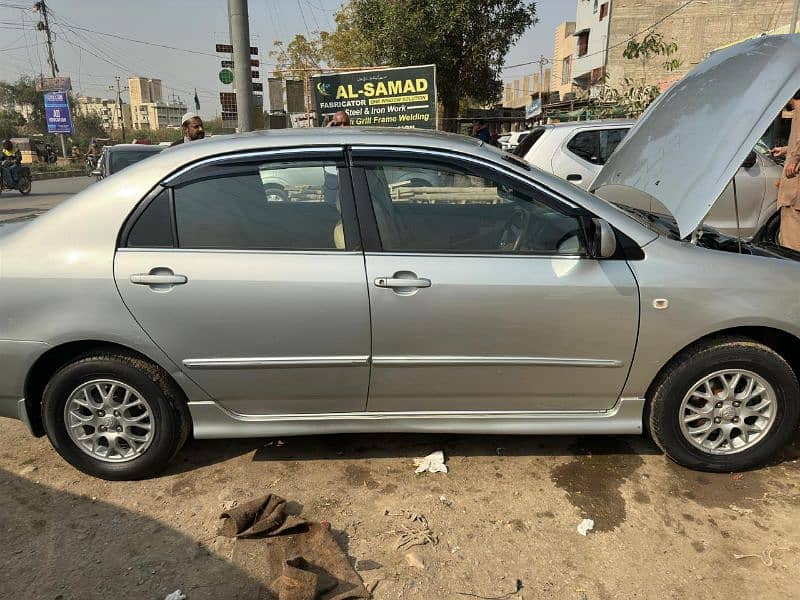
[552,127,629,188]
[114,148,371,416]
[351,147,639,413]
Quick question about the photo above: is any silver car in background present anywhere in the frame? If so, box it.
[1,36,799,480]
[515,119,783,241]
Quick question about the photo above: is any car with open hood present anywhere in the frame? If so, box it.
[0,36,799,480]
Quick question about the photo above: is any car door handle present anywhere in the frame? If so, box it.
[374,277,431,289]
[130,273,187,285]
[566,174,583,182]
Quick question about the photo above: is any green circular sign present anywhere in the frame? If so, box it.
[219,69,234,84]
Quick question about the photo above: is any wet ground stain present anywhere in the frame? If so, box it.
[343,464,379,489]
[549,437,643,531]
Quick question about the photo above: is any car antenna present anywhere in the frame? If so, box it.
[732,174,743,254]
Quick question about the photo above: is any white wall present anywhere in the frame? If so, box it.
[572,0,611,82]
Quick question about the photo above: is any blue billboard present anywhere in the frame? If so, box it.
[44,91,73,134]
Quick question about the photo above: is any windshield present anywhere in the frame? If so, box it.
[512,127,546,157]
[110,149,161,173]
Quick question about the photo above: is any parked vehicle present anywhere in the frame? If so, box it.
[514,119,784,241]
[1,36,799,480]
[499,130,531,152]
[92,144,164,181]
[0,162,31,195]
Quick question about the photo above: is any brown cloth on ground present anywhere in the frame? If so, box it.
[218,494,369,600]
[218,494,306,538]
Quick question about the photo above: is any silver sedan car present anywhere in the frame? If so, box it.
[1,36,800,480]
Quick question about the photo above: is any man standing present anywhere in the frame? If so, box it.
[472,119,492,144]
[772,90,800,251]
[170,112,205,147]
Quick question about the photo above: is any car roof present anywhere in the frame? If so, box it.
[541,119,636,130]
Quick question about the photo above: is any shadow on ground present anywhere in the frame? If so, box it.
[0,468,261,599]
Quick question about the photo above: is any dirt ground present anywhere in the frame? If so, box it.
[2,418,800,600]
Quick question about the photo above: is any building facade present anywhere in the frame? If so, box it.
[128,76,186,129]
[502,70,551,110]
[570,0,798,93]
[552,21,577,100]
[74,96,131,131]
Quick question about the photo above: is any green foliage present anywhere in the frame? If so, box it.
[270,35,326,77]
[319,4,382,68]
[349,0,538,130]
[597,32,683,118]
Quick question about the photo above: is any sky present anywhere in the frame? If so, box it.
[0,1,575,119]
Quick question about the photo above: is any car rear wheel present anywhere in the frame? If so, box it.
[648,337,799,472]
[42,352,191,480]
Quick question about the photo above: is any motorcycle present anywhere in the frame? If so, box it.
[85,154,98,177]
[0,163,32,195]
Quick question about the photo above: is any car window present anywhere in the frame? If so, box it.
[512,128,546,157]
[566,131,600,164]
[363,160,585,255]
[598,129,628,163]
[127,189,174,247]
[110,150,161,173]
[172,161,345,250]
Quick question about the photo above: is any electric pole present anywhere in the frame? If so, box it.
[110,77,128,143]
[228,0,254,132]
[34,0,67,158]
[791,0,799,34]
[536,55,550,123]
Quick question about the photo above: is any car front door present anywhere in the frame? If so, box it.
[351,147,639,413]
[114,148,371,416]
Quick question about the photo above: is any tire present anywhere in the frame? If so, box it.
[42,352,191,480]
[17,176,31,195]
[648,337,800,472]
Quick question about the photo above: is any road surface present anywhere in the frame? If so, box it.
[0,176,92,224]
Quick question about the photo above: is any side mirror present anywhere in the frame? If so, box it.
[741,151,757,169]
[591,218,617,258]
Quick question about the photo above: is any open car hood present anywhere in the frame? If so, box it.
[592,35,800,239]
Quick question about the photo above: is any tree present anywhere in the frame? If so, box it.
[349,0,537,131]
[319,4,381,68]
[0,76,46,134]
[622,32,682,85]
[270,35,326,78]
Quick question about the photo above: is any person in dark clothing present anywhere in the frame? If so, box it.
[170,112,205,147]
[472,119,492,143]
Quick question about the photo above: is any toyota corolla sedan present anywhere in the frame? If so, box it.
[1,36,799,480]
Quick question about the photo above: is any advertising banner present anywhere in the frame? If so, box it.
[43,91,73,134]
[312,64,436,129]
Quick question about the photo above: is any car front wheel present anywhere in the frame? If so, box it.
[42,352,191,480]
[648,337,800,472]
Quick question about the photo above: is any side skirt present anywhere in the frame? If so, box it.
[188,398,645,439]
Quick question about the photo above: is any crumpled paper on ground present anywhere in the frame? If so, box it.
[577,518,594,536]
[413,450,448,474]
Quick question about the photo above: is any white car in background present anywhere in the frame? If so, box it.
[500,130,531,152]
[513,120,784,241]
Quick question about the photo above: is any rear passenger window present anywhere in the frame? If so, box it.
[172,161,345,250]
[567,131,599,163]
[127,189,174,248]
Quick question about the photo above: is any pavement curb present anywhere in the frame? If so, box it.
[31,170,85,181]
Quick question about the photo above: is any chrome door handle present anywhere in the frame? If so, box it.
[130,274,187,285]
[374,277,431,289]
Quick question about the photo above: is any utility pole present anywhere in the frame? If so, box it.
[791,0,799,34]
[228,0,254,132]
[34,0,67,158]
[110,77,127,143]
[536,55,550,124]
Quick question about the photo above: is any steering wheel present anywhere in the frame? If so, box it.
[498,207,530,251]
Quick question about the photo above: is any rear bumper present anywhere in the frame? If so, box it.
[0,340,49,430]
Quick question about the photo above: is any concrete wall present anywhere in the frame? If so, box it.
[605,0,797,89]
[572,0,612,85]
[552,21,577,99]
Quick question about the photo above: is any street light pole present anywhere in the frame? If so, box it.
[110,77,127,143]
[791,0,799,34]
[228,0,254,132]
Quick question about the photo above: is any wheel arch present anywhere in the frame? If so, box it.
[23,339,190,437]
[643,325,800,420]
